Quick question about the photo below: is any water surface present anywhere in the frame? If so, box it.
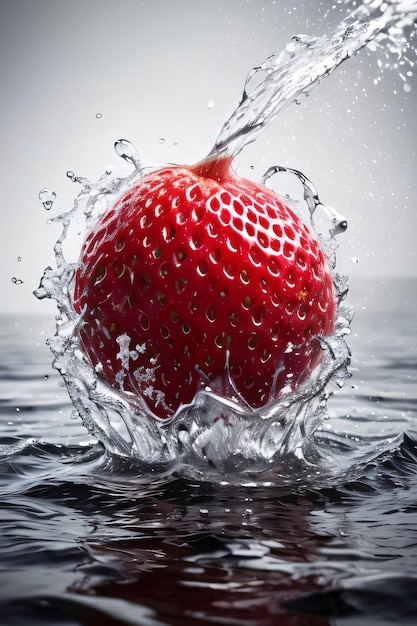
[1,278,416,625]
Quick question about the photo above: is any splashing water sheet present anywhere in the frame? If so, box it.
[34,0,416,480]
[3,1,417,625]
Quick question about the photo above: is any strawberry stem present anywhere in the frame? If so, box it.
[190,152,234,183]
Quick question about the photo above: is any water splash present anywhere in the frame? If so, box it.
[211,0,417,158]
[34,0,416,481]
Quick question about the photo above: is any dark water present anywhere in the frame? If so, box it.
[1,278,417,626]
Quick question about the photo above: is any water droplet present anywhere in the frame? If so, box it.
[403,82,411,93]
[39,188,56,210]
[114,139,141,167]
[159,138,165,144]
[66,171,80,183]
[11,276,24,285]
[95,112,102,119]
[17,256,22,262]
[207,100,215,109]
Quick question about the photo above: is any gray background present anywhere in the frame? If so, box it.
[1,0,416,314]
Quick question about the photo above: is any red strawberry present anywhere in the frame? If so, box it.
[73,154,336,420]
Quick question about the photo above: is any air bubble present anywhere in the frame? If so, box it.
[39,188,56,210]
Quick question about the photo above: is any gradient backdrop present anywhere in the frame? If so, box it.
[1,0,416,314]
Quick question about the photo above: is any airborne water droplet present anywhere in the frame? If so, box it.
[96,112,102,119]
[114,138,141,168]
[39,188,56,210]
[207,100,215,109]
[11,276,24,285]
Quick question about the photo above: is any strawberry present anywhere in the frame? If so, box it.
[73,154,336,420]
